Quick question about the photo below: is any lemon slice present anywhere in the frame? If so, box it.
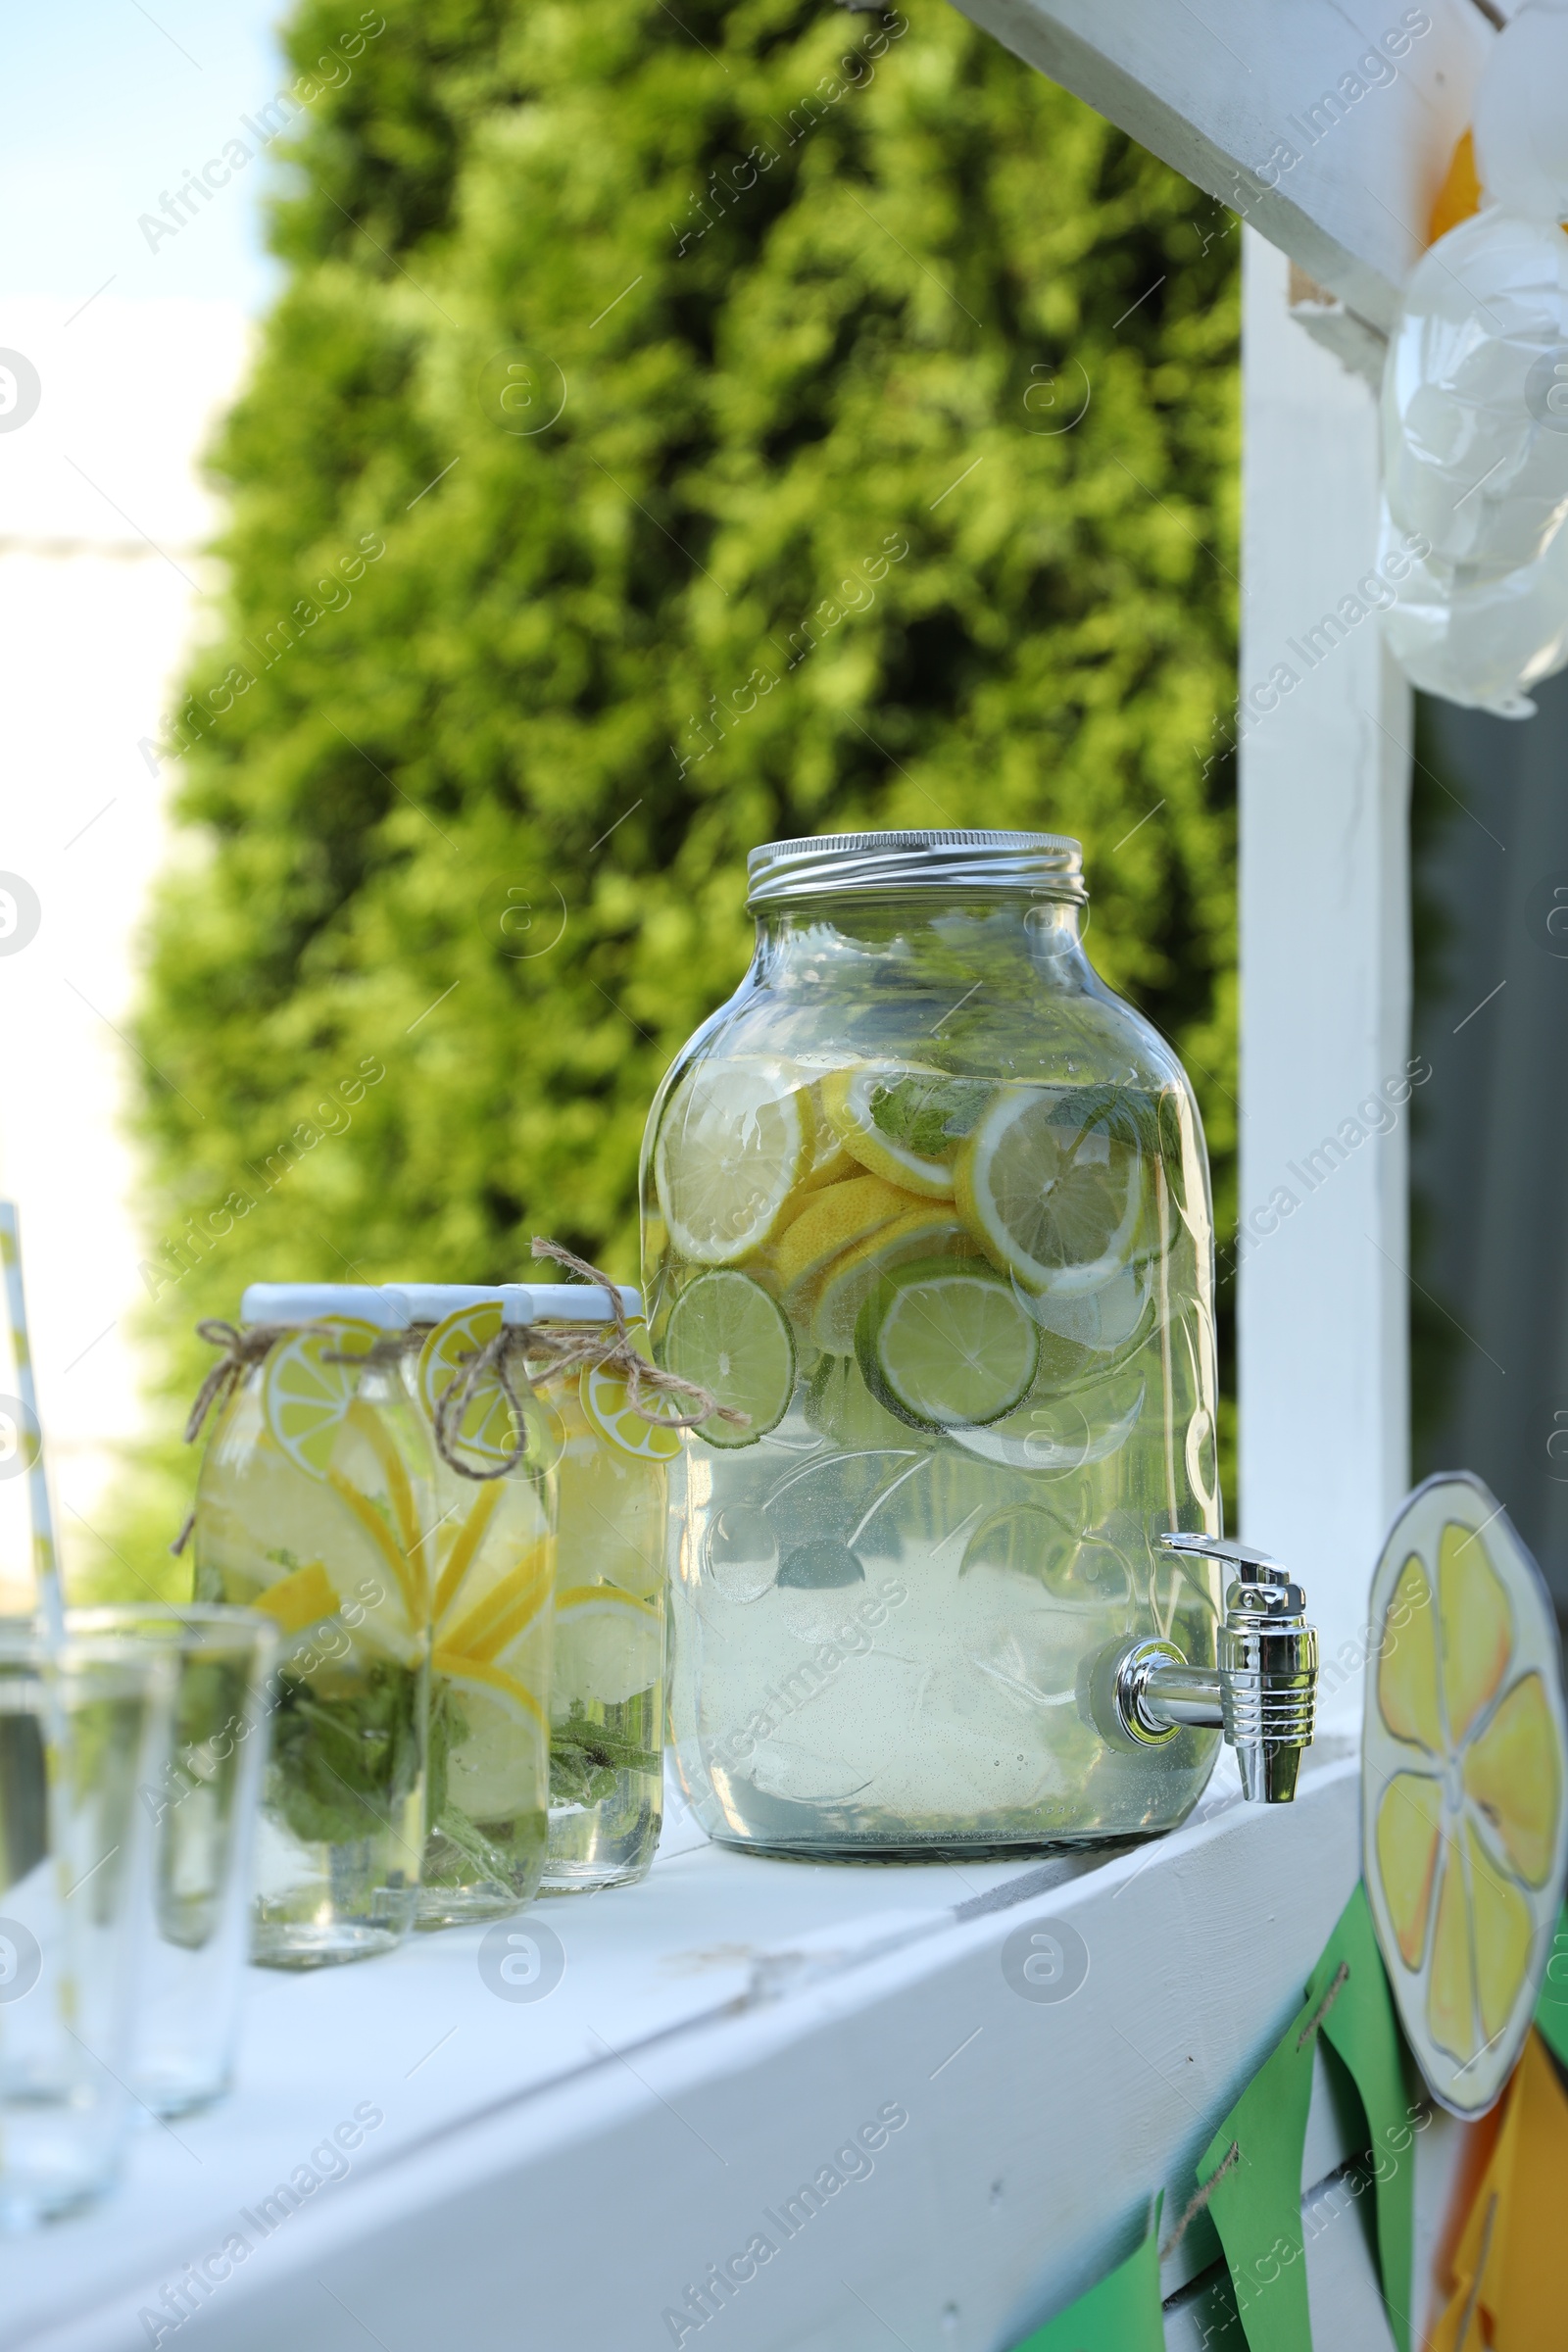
[955,1087,1144,1296]
[661,1269,795,1447]
[580,1321,682,1462]
[797,1081,858,1193]
[253,1559,339,1636]
[263,1316,380,1481]
[819,1066,983,1199]
[431,1655,548,1819]
[654,1060,809,1264]
[1363,1474,1568,2115]
[809,1206,979,1354]
[856,1257,1040,1430]
[438,1535,554,1661]
[773,1173,909,1295]
[552,1582,663,1707]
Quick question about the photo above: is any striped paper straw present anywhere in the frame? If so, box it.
[0,1202,65,1645]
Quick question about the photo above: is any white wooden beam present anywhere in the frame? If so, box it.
[945,0,1494,331]
[11,1759,1375,2352]
[1237,230,1413,1713]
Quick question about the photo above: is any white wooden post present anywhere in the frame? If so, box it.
[941,0,1495,1707]
[1237,233,1413,1711]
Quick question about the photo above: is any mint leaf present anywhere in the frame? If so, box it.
[549,1701,658,1807]
[268,1659,422,1849]
[869,1075,989,1161]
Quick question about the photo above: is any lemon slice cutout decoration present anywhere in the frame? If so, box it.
[580,1320,682,1462]
[1363,1473,1568,2115]
[263,1316,381,1481]
[419,1301,520,1469]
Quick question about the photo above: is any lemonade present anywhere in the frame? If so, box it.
[643,830,1225,1858]
[393,1289,556,1927]
[191,1287,429,1964]
[521,1283,669,1893]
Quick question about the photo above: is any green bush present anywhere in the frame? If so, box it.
[101,0,1239,1598]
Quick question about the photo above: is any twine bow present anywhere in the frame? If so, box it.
[172,1319,294,1553]
[182,1321,287,1446]
[428,1239,747,1481]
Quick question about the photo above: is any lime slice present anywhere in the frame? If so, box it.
[956,1086,1144,1295]
[655,1060,809,1263]
[809,1205,979,1353]
[580,1321,683,1462]
[773,1173,909,1295]
[263,1316,380,1481]
[819,1066,987,1199]
[856,1258,1040,1430]
[552,1582,663,1706]
[662,1270,796,1447]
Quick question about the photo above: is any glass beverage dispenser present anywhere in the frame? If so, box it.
[643,830,1315,1858]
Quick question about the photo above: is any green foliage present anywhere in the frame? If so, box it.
[103,0,1239,1596]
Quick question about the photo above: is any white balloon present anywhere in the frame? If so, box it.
[1473,0,1568,225]
[1382,207,1568,571]
[1379,499,1568,716]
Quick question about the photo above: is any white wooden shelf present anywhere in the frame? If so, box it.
[5,1743,1468,2352]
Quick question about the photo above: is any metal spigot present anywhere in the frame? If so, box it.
[1106,1536,1319,1804]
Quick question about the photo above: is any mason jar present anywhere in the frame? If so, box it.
[519,1282,670,1893]
[386,1285,557,1928]
[642,829,1223,1859]
[190,1284,430,1964]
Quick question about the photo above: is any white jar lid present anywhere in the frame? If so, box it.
[521,1280,641,1323]
[240,1283,412,1331]
[383,1284,537,1327]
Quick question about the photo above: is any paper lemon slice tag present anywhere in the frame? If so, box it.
[580,1322,681,1462]
[263,1316,382,1481]
[1362,1471,1568,2116]
[419,1301,523,1470]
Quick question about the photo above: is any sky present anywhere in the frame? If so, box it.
[1,0,293,313]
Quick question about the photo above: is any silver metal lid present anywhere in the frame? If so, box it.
[745,829,1086,908]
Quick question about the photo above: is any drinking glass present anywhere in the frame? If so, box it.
[71,1606,276,2116]
[0,1629,173,2225]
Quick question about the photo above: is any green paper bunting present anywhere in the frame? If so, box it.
[1011,2197,1164,2352]
[1004,1884,1435,2352]
[1192,1882,1417,2352]
[1309,1883,1417,2352]
[1535,1902,1568,2073]
[1195,1976,1320,2352]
